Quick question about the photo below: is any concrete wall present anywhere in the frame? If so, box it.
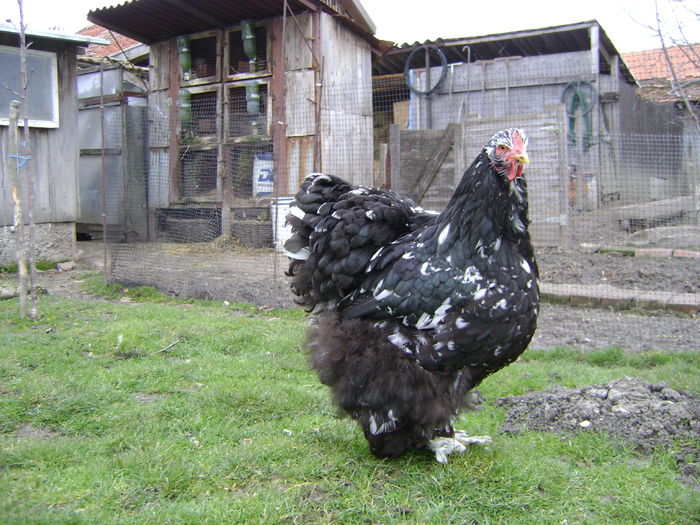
[0,222,76,266]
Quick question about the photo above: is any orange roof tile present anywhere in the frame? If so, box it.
[77,24,142,58]
[623,44,700,82]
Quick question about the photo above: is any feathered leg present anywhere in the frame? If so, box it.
[307,312,490,462]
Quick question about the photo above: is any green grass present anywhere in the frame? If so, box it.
[0,260,63,273]
[0,293,698,524]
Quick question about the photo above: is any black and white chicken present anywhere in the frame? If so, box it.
[285,129,539,463]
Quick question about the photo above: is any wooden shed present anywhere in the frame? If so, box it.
[0,24,107,265]
[88,0,384,245]
[372,21,687,245]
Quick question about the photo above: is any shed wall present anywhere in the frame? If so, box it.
[0,46,79,226]
[318,11,373,186]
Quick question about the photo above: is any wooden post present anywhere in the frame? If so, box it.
[388,124,401,191]
[312,9,323,172]
[7,101,27,317]
[168,38,181,204]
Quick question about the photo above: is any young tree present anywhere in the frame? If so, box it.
[648,0,700,132]
[6,0,37,318]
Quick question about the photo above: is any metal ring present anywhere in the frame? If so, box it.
[404,44,448,95]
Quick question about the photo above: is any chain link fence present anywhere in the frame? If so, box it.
[97,68,699,308]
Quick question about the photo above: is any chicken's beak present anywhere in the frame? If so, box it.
[515,152,530,166]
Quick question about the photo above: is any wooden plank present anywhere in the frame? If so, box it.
[149,41,171,91]
[270,16,288,195]
[284,11,313,71]
[389,124,400,191]
[148,149,170,207]
[285,70,315,136]
[287,135,314,192]
[49,48,79,222]
[168,38,180,204]
[148,90,171,148]
[414,124,457,204]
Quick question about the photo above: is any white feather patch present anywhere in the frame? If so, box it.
[473,288,487,301]
[463,266,481,284]
[520,259,532,274]
[288,206,306,220]
[388,332,409,351]
[374,289,393,301]
[370,248,384,262]
[369,410,398,435]
[438,224,450,246]
[283,246,310,260]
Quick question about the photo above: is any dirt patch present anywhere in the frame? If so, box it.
[533,304,698,353]
[496,377,700,477]
[131,392,168,404]
[537,247,700,294]
[2,241,695,353]
[16,423,62,439]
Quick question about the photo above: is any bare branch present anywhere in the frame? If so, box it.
[654,0,700,131]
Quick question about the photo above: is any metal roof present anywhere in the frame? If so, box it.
[0,23,109,46]
[87,0,376,45]
[373,20,635,84]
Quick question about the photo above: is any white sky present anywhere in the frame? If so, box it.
[2,0,698,53]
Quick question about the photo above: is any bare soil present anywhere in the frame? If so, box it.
[537,247,700,294]
[19,241,697,354]
[496,377,700,481]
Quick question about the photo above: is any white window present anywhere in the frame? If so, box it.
[0,45,59,128]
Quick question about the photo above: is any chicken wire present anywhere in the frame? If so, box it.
[99,66,700,308]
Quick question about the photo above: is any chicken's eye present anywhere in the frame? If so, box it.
[497,145,507,153]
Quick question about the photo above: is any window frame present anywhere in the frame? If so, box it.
[223,79,272,143]
[224,22,271,81]
[0,44,59,128]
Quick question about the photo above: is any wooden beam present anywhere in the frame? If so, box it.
[589,24,600,76]
[270,16,288,195]
[168,38,181,204]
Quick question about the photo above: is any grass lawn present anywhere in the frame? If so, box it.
[0,279,698,524]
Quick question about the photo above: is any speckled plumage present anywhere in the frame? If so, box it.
[285,129,539,461]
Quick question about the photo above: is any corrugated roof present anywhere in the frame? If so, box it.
[373,20,635,83]
[88,0,375,45]
[0,23,109,46]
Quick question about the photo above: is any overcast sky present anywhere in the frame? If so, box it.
[2,0,698,53]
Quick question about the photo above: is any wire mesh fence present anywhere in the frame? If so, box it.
[99,67,700,309]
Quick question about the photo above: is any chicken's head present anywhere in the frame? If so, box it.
[486,128,529,182]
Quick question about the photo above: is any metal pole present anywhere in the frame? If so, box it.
[425,46,432,129]
[100,60,108,280]
[462,46,471,121]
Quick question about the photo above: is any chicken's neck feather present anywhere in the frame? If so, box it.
[427,150,530,269]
